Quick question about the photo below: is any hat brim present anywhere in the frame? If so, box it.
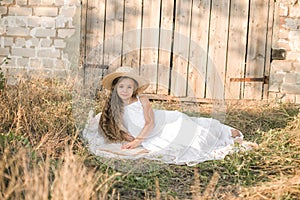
[102,71,149,93]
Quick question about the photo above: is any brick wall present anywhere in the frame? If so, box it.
[0,0,81,82]
[269,0,300,103]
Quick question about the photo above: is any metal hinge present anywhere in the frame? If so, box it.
[230,76,269,84]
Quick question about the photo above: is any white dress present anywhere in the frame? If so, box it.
[122,96,242,165]
[82,97,243,166]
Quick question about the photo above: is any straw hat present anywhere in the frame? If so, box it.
[101,66,149,93]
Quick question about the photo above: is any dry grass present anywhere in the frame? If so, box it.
[0,78,119,199]
[0,79,75,155]
[240,171,300,199]
[0,77,299,199]
[0,143,120,199]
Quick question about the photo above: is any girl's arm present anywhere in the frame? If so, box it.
[122,95,154,149]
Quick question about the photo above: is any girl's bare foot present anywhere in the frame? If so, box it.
[235,139,259,150]
[241,141,259,150]
[231,129,258,150]
[231,129,242,138]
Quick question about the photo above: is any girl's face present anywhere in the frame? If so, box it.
[116,78,136,102]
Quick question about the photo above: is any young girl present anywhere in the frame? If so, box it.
[94,66,257,165]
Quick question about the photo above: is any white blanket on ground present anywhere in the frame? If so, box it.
[82,111,152,159]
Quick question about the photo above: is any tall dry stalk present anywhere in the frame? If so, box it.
[0,144,120,200]
[191,168,219,200]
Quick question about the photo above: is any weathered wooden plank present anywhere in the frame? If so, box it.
[103,0,124,71]
[244,0,269,100]
[140,0,161,93]
[225,0,249,99]
[85,0,105,64]
[206,0,230,99]
[263,0,274,100]
[188,0,211,98]
[157,0,174,95]
[122,0,143,70]
[171,0,193,97]
[85,0,106,88]
[80,0,88,65]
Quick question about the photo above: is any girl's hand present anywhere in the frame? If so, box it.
[121,139,142,149]
[123,132,135,142]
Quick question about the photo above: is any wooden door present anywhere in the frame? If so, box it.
[81,0,274,101]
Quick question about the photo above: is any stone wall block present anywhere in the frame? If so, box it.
[16,17,27,27]
[295,94,300,104]
[281,83,300,94]
[58,29,75,38]
[286,52,300,61]
[0,47,9,56]
[28,17,40,27]
[2,37,14,47]
[284,73,300,84]
[278,39,291,50]
[54,0,81,7]
[26,38,39,47]
[289,4,300,17]
[9,7,32,16]
[16,57,29,67]
[279,4,289,16]
[269,83,281,92]
[294,63,300,72]
[54,39,66,48]
[0,0,14,5]
[270,73,285,83]
[42,58,55,68]
[28,0,41,5]
[12,48,35,57]
[284,18,300,30]
[15,38,26,47]
[37,48,60,58]
[41,0,55,6]
[289,31,300,51]
[7,27,30,36]
[16,0,28,6]
[278,29,289,39]
[29,17,56,28]
[40,17,56,28]
[0,26,5,35]
[34,7,58,17]
[271,60,293,72]
[67,19,74,28]
[40,38,52,47]
[54,0,64,6]
[55,16,67,28]
[0,6,7,16]
[60,7,76,17]
[279,0,298,5]
[31,28,56,37]
[2,17,15,27]
[69,0,81,6]
[29,58,42,68]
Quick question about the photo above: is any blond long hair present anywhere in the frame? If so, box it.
[99,77,138,142]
